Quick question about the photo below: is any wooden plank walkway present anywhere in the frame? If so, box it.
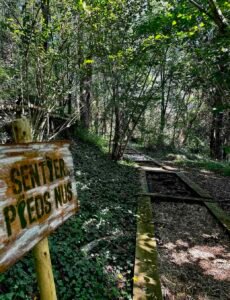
[128,146,230,300]
[126,147,230,234]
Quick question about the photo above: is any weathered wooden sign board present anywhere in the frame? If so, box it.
[0,141,79,272]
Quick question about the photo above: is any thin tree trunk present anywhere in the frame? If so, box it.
[79,61,92,129]
[210,110,224,160]
[41,0,49,51]
[111,105,121,160]
[223,111,230,160]
[67,92,72,115]
[157,53,169,146]
[108,107,114,155]
[158,107,166,145]
[78,25,92,129]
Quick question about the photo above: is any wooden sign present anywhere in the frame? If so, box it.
[0,141,79,272]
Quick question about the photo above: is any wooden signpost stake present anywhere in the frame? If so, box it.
[12,118,57,300]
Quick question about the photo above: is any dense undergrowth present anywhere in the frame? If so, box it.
[0,137,139,300]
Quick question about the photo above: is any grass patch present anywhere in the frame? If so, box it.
[175,159,230,176]
[0,139,139,300]
[75,127,108,153]
[133,143,230,177]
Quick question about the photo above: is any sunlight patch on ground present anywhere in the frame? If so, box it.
[163,241,230,281]
[139,233,156,253]
[200,169,213,174]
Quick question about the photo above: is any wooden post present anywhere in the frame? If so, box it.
[12,118,57,300]
[32,239,57,300]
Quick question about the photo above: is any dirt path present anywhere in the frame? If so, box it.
[148,170,230,299]
[152,200,230,299]
[124,148,230,299]
[183,170,230,214]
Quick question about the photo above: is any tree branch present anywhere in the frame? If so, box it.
[189,0,229,33]
[208,0,229,32]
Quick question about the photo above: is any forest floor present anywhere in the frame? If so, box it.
[152,199,230,299]
[0,139,140,300]
[130,146,230,300]
[161,159,230,214]
[1,139,229,300]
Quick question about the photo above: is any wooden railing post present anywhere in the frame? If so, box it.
[12,118,57,300]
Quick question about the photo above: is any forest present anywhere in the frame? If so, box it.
[0,0,230,300]
[0,0,229,160]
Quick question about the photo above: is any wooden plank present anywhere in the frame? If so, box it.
[139,157,178,172]
[137,193,215,203]
[152,171,230,233]
[140,170,149,192]
[124,147,175,170]
[139,156,175,171]
[204,202,230,233]
[133,196,163,300]
[133,170,162,300]
[148,159,164,167]
[0,141,79,272]
[138,166,165,172]
[124,154,155,162]
[141,167,173,173]
[176,172,212,199]
[138,161,162,165]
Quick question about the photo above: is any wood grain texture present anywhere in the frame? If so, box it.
[176,172,212,198]
[133,170,163,300]
[0,141,79,272]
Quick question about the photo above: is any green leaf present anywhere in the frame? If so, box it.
[83,59,94,65]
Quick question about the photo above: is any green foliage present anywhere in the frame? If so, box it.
[175,157,230,177]
[75,127,108,153]
[139,145,230,177]
[0,139,139,299]
[0,66,9,82]
[1,0,228,158]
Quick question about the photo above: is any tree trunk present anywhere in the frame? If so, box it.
[157,107,166,146]
[78,25,92,130]
[94,97,99,134]
[210,110,224,160]
[67,92,72,115]
[79,62,92,129]
[157,60,167,146]
[223,111,230,160]
[111,105,122,160]
[41,0,50,51]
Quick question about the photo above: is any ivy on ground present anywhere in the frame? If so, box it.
[0,139,139,300]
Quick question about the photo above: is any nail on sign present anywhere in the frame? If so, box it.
[0,141,79,272]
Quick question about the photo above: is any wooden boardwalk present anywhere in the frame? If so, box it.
[125,147,230,300]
